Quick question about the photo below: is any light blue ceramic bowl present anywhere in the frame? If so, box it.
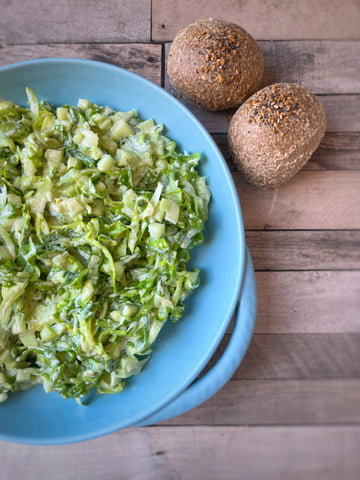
[0,58,256,444]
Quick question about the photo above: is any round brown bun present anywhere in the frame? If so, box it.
[228,83,327,189]
[167,19,264,111]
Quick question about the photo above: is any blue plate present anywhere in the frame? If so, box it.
[0,58,253,444]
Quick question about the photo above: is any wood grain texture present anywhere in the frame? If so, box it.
[0,2,359,477]
[0,0,151,44]
[206,332,360,379]
[260,40,360,94]
[162,379,360,425]
[214,132,360,171]
[246,230,360,270]
[312,132,360,170]
[1,426,359,480]
[153,0,360,41]
[235,171,360,230]
[255,271,360,333]
[0,44,162,84]
[235,334,360,379]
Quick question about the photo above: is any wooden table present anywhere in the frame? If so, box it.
[1,1,359,478]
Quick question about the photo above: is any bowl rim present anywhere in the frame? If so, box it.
[0,57,246,443]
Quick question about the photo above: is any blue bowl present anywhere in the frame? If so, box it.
[0,58,251,444]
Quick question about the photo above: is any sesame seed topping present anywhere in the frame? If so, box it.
[246,84,305,134]
[197,25,246,85]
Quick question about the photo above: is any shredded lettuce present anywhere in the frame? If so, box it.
[0,89,210,403]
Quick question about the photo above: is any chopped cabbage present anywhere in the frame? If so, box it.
[0,89,210,403]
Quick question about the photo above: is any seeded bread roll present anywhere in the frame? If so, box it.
[167,19,264,111]
[228,83,327,189]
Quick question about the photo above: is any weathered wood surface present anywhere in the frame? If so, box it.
[218,333,360,379]
[2,426,360,480]
[0,43,162,84]
[0,1,359,478]
[246,230,360,270]
[255,271,360,333]
[260,40,360,94]
[235,171,360,230]
[161,378,360,425]
[153,0,360,40]
[0,0,151,44]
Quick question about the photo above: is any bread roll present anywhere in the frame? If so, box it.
[167,19,264,111]
[228,83,327,189]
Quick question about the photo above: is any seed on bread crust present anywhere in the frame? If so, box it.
[228,83,327,189]
[168,19,264,111]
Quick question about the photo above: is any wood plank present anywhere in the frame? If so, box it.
[208,334,360,380]
[1,426,359,480]
[162,379,360,425]
[245,230,360,270]
[235,171,360,230]
[255,271,360,333]
[213,132,360,171]
[153,0,360,41]
[0,44,162,85]
[260,40,360,94]
[0,0,151,44]
[312,132,360,170]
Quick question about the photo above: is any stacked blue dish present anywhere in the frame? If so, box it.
[0,59,257,444]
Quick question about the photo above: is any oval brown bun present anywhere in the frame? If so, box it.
[228,83,327,189]
[167,19,264,111]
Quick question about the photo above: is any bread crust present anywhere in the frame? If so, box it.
[228,83,327,189]
[168,19,264,111]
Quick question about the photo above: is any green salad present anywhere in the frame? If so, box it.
[0,89,210,403]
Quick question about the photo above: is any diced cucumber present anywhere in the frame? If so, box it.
[97,154,116,171]
[19,332,38,347]
[111,119,135,141]
[77,98,92,110]
[100,135,118,155]
[67,156,82,169]
[56,107,70,121]
[137,118,155,132]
